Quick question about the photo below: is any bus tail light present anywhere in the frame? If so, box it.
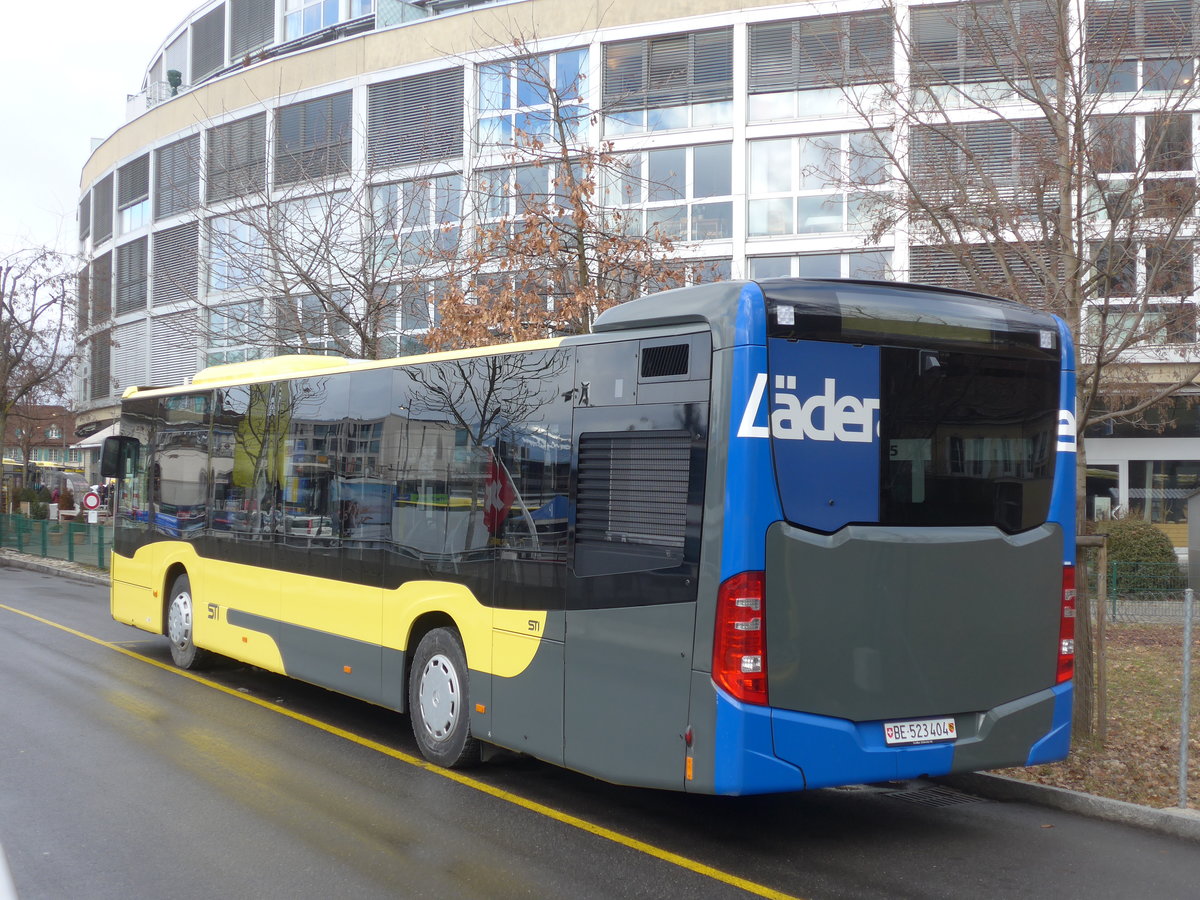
[713,571,768,706]
[1057,565,1076,684]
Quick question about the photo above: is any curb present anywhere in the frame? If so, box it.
[938,773,1200,843]
[0,549,110,588]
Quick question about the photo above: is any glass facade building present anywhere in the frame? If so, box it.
[77,0,1200,541]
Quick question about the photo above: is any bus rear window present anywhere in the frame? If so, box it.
[879,347,1059,532]
[763,337,1060,534]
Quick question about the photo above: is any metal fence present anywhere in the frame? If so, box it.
[1107,562,1191,624]
[0,514,110,570]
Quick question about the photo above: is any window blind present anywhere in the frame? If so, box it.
[152,222,199,307]
[603,28,733,110]
[1087,0,1197,58]
[90,330,112,401]
[368,69,464,171]
[118,155,150,210]
[92,252,113,322]
[77,268,89,331]
[275,92,353,184]
[749,12,894,93]
[155,135,200,219]
[151,311,200,386]
[912,1,1057,84]
[94,175,114,244]
[207,113,267,202]
[78,192,91,241]
[191,5,226,83]
[231,0,274,59]
[115,238,148,315]
[112,321,148,396]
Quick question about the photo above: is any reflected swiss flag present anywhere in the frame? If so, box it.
[484,455,516,534]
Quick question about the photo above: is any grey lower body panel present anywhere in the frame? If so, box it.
[764,522,1064,723]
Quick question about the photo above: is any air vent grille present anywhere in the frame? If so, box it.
[577,431,690,552]
[641,344,689,378]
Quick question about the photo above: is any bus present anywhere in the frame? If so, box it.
[102,278,1076,794]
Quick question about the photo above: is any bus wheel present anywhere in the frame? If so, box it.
[165,574,208,669]
[409,627,478,768]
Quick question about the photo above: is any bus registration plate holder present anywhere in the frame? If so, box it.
[883,717,957,746]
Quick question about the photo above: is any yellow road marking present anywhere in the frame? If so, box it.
[0,603,800,900]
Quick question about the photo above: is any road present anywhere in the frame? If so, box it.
[1,564,1199,900]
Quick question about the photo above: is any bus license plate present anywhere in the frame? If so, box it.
[883,717,957,746]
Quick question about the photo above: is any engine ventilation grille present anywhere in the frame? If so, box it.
[640,343,689,378]
[577,431,690,555]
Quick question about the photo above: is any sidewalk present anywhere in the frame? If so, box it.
[0,547,108,588]
[3,547,1198,841]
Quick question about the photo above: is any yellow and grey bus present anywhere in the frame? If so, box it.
[103,279,1076,793]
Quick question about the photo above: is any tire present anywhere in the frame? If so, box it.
[409,627,479,768]
[165,574,209,669]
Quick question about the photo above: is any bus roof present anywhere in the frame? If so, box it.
[591,278,1054,350]
[122,338,568,398]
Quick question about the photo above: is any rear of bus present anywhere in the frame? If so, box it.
[698,279,1074,794]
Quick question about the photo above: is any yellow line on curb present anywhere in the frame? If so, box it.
[0,603,801,900]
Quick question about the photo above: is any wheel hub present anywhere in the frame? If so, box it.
[167,592,192,647]
[419,653,459,742]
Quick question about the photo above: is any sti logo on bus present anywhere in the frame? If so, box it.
[737,374,880,442]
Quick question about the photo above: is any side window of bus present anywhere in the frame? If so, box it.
[393,360,492,569]
[212,384,277,540]
[389,350,573,586]
[115,397,157,534]
[491,350,574,558]
[344,369,395,567]
[279,375,347,549]
[491,349,575,609]
[154,392,212,539]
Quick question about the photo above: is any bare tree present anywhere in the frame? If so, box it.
[0,248,76,465]
[191,33,713,360]
[199,169,447,362]
[426,37,698,349]
[801,0,1200,738]
[818,0,1200,446]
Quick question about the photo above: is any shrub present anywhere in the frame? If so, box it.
[59,488,75,511]
[29,501,49,520]
[1092,519,1183,594]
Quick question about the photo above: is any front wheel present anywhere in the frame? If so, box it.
[409,627,479,768]
[165,574,209,669]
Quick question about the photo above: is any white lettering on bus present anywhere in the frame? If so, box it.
[1058,409,1077,452]
[736,373,880,442]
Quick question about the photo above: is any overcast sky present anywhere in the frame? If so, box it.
[1,2,194,256]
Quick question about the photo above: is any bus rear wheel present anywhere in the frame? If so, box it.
[166,574,208,669]
[409,627,478,768]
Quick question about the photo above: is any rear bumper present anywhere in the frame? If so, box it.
[711,681,1072,795]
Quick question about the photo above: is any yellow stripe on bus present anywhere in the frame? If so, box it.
[0,602,800,900]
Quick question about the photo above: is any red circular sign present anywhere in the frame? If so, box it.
[82,491,101,511]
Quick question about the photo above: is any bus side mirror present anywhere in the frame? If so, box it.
[100,436,139,479]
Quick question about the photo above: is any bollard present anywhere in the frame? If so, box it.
[1182,587,1194,809]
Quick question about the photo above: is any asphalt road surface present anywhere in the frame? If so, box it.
[2,564,1199,900]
